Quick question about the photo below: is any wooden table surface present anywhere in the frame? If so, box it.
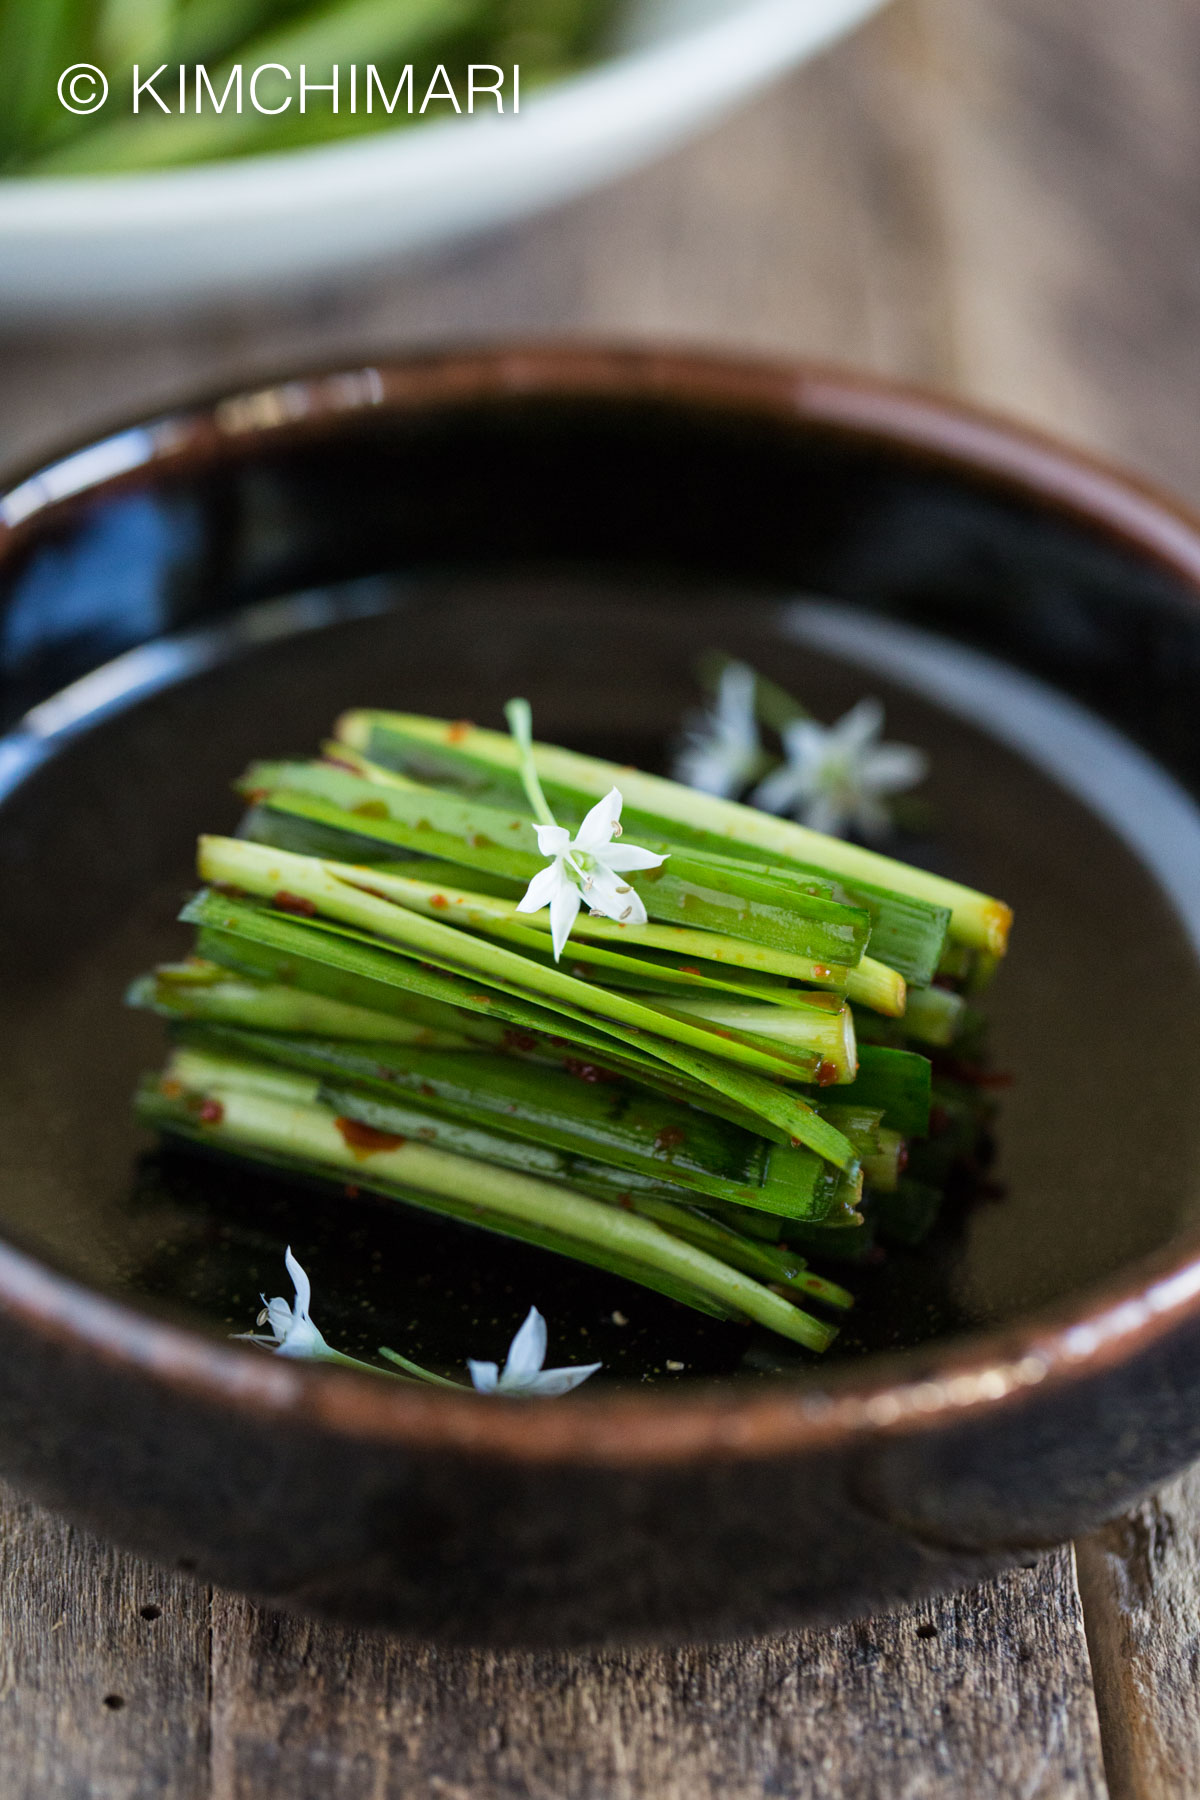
[3,1,1200,1793]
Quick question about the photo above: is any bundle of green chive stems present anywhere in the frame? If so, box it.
[130,701,1013,1358]
[0,0,615,174]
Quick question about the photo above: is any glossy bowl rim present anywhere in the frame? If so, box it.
[5,339,1200,1469]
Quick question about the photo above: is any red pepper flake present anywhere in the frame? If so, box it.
[816,1060,839,1088]
[653,1126,686,1155]
[273,890,317,918]
[446,720,474,743]
[562,1058,622,1085]
[242,787,268,805]
[678,965,701,976]
[502,1029,538,1053]
[198,1098,224,1126]
[335,1116,407,1157]
[419,1082,436,1098]
[429,894,449,909]
[812,965,832,980]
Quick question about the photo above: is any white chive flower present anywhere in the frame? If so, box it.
[240,1246,333,1359]
[673,661,763,798]
[516,787,665,960]
[468,1306,602,1398]
[239,1255,602,1398]
[750,699,928,840]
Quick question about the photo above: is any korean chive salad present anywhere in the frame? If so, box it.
[129,700,1013,1359]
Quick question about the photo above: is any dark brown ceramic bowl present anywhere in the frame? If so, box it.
[5,345,1200,1647]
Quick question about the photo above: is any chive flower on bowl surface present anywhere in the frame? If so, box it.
[674,661,765,799]
[240,1245,333,1360]
[752,699,928,841]
[237,1251,601,1397]
[467,1307,602,1397]
[673,660,928,841]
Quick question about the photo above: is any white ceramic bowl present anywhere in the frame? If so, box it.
[0,0,886,318]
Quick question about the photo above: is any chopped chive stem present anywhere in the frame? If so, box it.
[625,1195,853,1306]
[845,958,907,1017]
[899,984,967,1047]
[243,760,874,965]
[145,1077,838,1351]
[836,1045,933,1138]
[182,890,849,1157]
[316,737,946,982]
[318,862,845,1008]
[128,971,479,1048]
[317,745,423,792]
[198,836,810,1080]
[862,1128,906,1194]
[168,1029,841,1222]
[338,711,1012,954]
[332,858,861,988]
[651,993,858,1084]
[141,1087,741,1324]
[195,837,860,1170]
[857,984,969,1050]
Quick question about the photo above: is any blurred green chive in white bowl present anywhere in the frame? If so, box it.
[0,0,618,173]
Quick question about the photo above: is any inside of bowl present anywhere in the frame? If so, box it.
[4,384,1200,1385]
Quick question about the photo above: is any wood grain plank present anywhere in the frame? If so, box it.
[1076,1469,1200,1800]
[926,0,1200,502]
[207,1550,1106,1800]
[0,1483,211,1800]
